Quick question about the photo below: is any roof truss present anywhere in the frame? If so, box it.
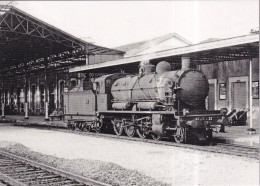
[0,5,84,49]
[0,5,124,76]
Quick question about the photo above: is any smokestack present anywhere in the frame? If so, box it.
[181,56,190,70]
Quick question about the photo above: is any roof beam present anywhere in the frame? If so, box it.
[70,34,259,73]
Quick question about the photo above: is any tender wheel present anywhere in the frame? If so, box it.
[78,122,83,131]
[94,120,103,133]
[124,125,135,137]
[112,119,124,136]
[85,124,91,132]
[68,123,71,130]
[151,133,161,141]
[174,127,186,143]
[80,122,86,131]
[136,127,148,139]
[68,122,75,131]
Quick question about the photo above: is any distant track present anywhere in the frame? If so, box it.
[0,150,111,186]
[7,123,260,160]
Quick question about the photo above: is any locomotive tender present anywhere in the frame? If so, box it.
[65,61,228,143]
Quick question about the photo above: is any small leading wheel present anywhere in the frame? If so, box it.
[112,119,124,136]
[174,127,186,143]
[136,127,148,139]
[124,125,135,137]
[151,133,162,141]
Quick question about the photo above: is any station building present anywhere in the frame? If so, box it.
[0,6,259,129]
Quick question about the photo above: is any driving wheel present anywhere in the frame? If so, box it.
[124,125,135,137]
[112,119,124,135]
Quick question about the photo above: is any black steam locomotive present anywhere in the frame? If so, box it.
[65,61,228,143]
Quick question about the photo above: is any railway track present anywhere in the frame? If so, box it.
[8,123,260,160]
[0,150,111,186]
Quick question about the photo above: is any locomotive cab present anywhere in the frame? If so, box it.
[93,74,128,111]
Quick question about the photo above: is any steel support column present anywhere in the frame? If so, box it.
[85,44,89,65]
[247,58,256,134]
[24,64,29,119]
[1,76,5,119]
[249,59,253,128]
[44,60,49,121]
[55,73,59,109]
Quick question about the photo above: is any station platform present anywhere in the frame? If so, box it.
[0,115,259,148]
[0,115,67,128]
[214,125,259,148]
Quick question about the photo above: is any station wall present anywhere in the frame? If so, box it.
[199,58,259,127]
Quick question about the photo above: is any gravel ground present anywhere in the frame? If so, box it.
[0,141,168,186]
[0,124,259,186]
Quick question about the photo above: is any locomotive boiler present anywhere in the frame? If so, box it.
[65,61,228,143]
[111,61,209,111]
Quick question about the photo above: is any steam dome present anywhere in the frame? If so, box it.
[156,61,172,73]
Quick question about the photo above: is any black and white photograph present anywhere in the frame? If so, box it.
[0,1,259,186]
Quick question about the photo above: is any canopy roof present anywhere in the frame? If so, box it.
[70,33,259,73]
[0,5,124,76]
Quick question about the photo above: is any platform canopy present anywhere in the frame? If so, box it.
[0,5,124,76]
[70,33,259,74]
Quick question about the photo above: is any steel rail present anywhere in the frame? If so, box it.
[0,150,111,186]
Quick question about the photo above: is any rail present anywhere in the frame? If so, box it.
[0,150,111,186]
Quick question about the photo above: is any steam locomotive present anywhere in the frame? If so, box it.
[65,61,228,143]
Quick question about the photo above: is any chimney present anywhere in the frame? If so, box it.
[181,56,190,70]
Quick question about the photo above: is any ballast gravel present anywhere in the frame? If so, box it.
[0,142,168,186]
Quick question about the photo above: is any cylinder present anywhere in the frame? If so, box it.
[181,56,190,70]
[152,114,166,136]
